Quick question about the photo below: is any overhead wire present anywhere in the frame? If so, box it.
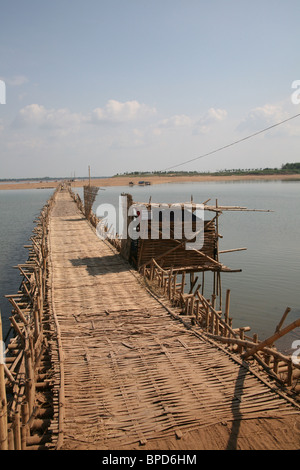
[164,112,300,171]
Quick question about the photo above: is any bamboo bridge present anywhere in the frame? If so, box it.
[1,184,300,450]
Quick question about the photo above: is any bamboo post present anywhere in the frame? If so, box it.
[21,401,29,436]
[243,317,300,359]
[181,271,186,294]
[25,347,35,415]
[0,313,8,450]
[238,328,245,354]
[205,301,210,331]
[287,361,293,387]
[225,289,231,329]
[21,425,27,450]
[13,411,21,450]
[213,272,216,297]
[33,304,40,342]
[195,299,200,322]
[218,272,222,310]
[172,272,177,300]
[215,316,220,336]
[168,268,173,299]
[150,259,155,281]
[8,298,28,326]
[190,272,194,292]
[190,296,195,316]
[275,307,291,333]
[9,316,25,345]
[210,309,215,334]
[7,427,14,450]
[273,356,279,375]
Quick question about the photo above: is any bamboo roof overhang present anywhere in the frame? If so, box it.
[132,200,273,213]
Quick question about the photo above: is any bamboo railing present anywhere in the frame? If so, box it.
[0,184,62,450]
[141,258,300,391]
[69,189,100,229]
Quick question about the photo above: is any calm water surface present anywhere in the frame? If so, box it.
[0,189,54,336]
[1,181,299,352]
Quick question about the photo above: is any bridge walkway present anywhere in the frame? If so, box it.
[48,189,300,450]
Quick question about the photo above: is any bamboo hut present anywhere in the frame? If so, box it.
[117,194,248,274]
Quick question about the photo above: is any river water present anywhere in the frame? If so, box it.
[1,180,299,352]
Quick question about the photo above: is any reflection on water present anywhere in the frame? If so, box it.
[1,181,299,352]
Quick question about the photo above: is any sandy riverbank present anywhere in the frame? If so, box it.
[0,173,300,190]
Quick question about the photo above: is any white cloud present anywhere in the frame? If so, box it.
[4,75,29,86]
[14,104,47,126]
[12,104,86,134]
[155,108,227,135]
[238,104,288,132]
[91,99,156,124]
[150,107,229,142]
[11,100,157,140]
[237,102,300,137]
[158,114,194,129]
[203,107,228,123]
[194,107,228,134]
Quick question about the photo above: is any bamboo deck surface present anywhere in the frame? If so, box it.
[48,190,300,450]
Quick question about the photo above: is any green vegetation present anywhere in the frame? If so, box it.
[281,162,300,171]
[114,163,300,178]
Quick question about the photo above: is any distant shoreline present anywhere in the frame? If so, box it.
[0,173,300,190]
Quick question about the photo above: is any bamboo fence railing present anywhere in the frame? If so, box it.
[0,184,63,450]
[140,258,300,391]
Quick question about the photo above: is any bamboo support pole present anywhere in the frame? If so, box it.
[225,289,230,328]
[25,348,35,416]
[13,410,21,450]
[181,271,186,293]
[0,313,8,450]
[243,317,300,359]
[7,427,14,450]
[287,362,293,387]
[219,247,247,253]
[9,316,25,345]
[275,307,291,333]
[21,424,27,450]
[8,298,28,326]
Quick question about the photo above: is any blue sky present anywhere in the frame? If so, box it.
[0,0,300,178]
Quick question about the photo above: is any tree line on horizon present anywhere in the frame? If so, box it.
[115,162,300,177]
[1,162,299,182]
